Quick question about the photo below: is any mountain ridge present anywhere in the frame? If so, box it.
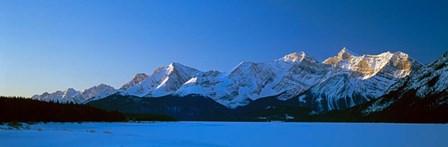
[32,48,423,113]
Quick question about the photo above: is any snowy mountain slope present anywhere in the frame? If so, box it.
[119,63,202,97]
[175,70,231,101]
[363,51,448,115]
[294,48,423,112]
[32,84,117,104]
[176,52,333,108]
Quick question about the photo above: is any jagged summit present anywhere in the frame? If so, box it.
[168,62,183,67]
[95,83,113,88]
[281,52,305,62]
[135,73,149,79]
[32,84,118,103]
[119,63,202,97]
[280,51,318,64]
[323,48,421,79]
[120,73,149,90]
[63,88,79,98]
[338,47,355,59]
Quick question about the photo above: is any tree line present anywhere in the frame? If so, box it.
[0,96,126,122]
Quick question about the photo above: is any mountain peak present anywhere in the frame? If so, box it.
[237,61,255,67]
[62,88,80,99]
[168,62,178,67]
[337,47,355,59]
[323,49,421,79]
[66,88,77,92]
[134,73,149,79]
[280,51,318,64]
[120,73,149,90]
[389,51,409,60]
[166,62,201,74]
[121,62,202,97]
[282,52,305,62]
[94,83,114,88]
[323,48,352,65]
[168,62,185,68]
[80,84,118,103]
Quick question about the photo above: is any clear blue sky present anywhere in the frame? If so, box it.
[1,0,447,97]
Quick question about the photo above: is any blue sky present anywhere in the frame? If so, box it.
[1,0,447,97]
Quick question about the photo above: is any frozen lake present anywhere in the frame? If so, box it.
[1,122,447,147]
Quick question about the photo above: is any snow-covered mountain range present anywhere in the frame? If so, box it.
[176,52,334,108]
[32,48,423,112]
[32,84,117,104]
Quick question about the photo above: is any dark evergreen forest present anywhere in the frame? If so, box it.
[0,96,126,122]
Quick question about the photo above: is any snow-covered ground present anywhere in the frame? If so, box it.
[1,122,447,147]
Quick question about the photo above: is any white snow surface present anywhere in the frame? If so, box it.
[1,122,447,147]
